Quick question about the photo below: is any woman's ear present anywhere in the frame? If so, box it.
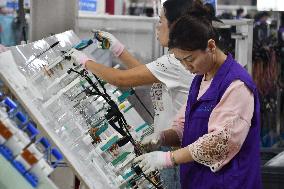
[207,39,216,52]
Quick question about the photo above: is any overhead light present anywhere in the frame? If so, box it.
[257,0,284,11]
[161,0,167,4]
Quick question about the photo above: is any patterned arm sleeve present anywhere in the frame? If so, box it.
[188,80,254,172]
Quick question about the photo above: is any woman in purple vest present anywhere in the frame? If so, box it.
[134,2,262,189]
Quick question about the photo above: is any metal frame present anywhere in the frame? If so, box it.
[29,0,78,42]
[219,19,254,74]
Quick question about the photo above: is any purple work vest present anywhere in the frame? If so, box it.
[180,54,262,189]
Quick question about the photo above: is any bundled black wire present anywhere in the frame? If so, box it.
[67,68,163,188]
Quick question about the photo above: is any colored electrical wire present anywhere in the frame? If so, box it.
[67,67,163,188]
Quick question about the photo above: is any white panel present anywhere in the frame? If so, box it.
[30,0,77,42]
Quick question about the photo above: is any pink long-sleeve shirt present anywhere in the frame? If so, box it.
[171,78,254,172]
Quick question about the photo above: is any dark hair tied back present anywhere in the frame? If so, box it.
[168,0,221,51]
[188,0,222,24]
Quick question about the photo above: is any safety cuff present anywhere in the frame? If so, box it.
[80,57,93,69]
[112,42,125,57]
[164,151,174,168]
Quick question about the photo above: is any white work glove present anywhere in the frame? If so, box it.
[70,49,92,68]
[133,151,173,175]
[94,30,125,57]
[141,132,165,152]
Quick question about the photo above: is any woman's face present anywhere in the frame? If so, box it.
[171,48,214,75]
[156,9,169,47]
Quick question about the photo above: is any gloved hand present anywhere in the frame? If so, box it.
[70,49,92,68]
[133,151,173,174]
[141,132,165,152]
[94,30,125,57]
